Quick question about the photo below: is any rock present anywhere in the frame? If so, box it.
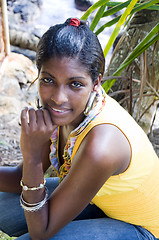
[9,29,39,52]
[11,45,36,61]
[0,76,21,96]
[0,95,22,116]
[0,52,38,165]
[7,0,42,24]
[148,128,159,157]
[5,0,42,54]
[1,52,37,87]
[0,52,38,121]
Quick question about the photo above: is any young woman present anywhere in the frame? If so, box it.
[0,18,159,240]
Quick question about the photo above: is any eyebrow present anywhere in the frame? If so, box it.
[41,71,86,80]
[69,77,86,80]
[41,71,55,79]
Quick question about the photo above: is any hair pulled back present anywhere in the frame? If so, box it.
[36,18,105,83]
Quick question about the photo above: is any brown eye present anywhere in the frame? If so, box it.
[71,81,83,88]
[41,78,54,84]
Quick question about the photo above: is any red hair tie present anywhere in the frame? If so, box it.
[69,18,80,27]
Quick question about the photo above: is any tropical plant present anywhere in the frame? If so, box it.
[81,0,159,92]
[81,0,159,132]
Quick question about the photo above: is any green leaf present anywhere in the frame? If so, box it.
[102,33,159,92]
[116,23,159,72]
[115,33,159,76]
[147,5,159,10]
[102,23,159,92]
[106,1,159,10]
[95,15,120,35]
[90,4,107,31]
[99,0,159,36]
[81,0,159,93]
[102,0,131,18]
[102,78,116,92]
[81,0,110,20]
[131,0,159,14]
[103,0,139,58]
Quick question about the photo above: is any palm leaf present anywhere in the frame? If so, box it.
[106,1,159,10]
[96,0,159,35]
[102,0,131,18]
[131,0,159,14]
[102,23,159,92]
[95,15,120,35]
[81,0,110,20]
[114,23,159,75]
[81,0,159,95]
[103,0,138,58]
[146,5,159,10]
[90,4,107,31]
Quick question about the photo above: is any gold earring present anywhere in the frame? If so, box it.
[84,91,96,116]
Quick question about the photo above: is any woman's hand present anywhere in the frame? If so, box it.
[20,107,57,162]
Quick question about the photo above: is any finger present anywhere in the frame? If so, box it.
[36,109,45,126]
[21,107,29,131]
[43,109,57,132]
[43,109,52,125]
[28,108,37,128]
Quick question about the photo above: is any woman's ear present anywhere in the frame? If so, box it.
[93,74,102,91]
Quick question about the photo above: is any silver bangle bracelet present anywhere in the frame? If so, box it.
[20,200,47,212]
[20,186,49,212]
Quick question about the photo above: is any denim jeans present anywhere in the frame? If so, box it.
[0,177,157,240]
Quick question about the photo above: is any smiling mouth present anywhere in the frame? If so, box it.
[51,107,66,113]
[48,104,70,113]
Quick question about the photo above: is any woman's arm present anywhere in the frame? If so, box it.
[20,107,131,240]
[0,162,23,193]
[0,141,51,194]
[0,116,51,194]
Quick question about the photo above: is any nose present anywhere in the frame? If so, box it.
[51,86,68,105]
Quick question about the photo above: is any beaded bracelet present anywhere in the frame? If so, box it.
[20,179,46,191]
[20,186,48,212]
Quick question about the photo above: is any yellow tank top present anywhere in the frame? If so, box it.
[71,94,159,238]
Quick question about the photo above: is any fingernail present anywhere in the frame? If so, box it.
[22,107,28,111]
[28,107,34,110]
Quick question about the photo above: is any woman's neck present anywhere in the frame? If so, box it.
[61,125,74,141]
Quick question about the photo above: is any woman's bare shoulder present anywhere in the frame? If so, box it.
[75,123,131,175]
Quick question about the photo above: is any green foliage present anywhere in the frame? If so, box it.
[89,3,107,31]
[0,231,16,239]
[102,22,159,91]
[103,0,138,58]
[81,0,159,93]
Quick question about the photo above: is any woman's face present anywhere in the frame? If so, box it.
[38,57,98,128]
